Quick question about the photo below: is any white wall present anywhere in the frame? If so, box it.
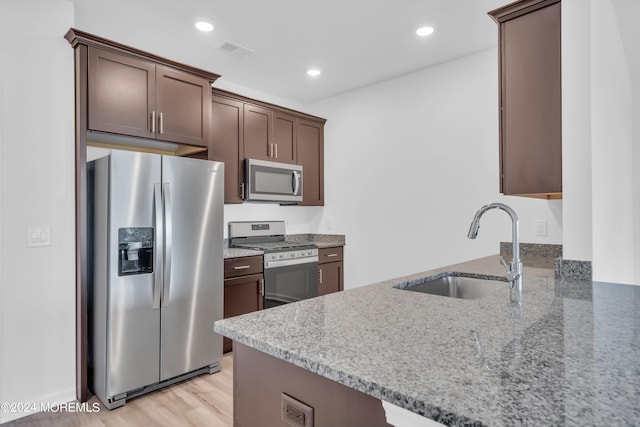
[0,0,76,423]
[308,49,562,289]
[591,0,635,284]
[562,0,640,285]
[635,68,640,284]
[213,79,307,114]
[561,0,593,263]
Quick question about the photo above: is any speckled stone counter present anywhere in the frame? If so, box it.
[214,255,640,426]
[223,247,262,259]
[223,233,345,258]
[287,233,346,248]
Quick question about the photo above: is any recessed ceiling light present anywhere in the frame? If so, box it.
[195,21,214,32]
[307,69,321,77]
[416,26,434,37]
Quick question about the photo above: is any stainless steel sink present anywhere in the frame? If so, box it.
[396,274,507,299]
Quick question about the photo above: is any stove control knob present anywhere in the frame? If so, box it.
[278,254,285,259]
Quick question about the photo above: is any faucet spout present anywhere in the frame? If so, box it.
[467,203,523,304]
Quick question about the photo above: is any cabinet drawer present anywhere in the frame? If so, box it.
[224,255,263,278]
[318,247,343,264]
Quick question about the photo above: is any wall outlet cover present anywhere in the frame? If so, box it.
[535,220,548,237]
[281,393,313,427]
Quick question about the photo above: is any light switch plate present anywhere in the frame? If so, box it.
[27,226,51,247]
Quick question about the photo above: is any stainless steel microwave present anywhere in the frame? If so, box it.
[244,158,303,202]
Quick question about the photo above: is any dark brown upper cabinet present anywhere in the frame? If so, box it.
[66,29,219,150]
[243,103,296,164]
[207,88,326,205]
[297,119,325,206]
[88,47,211,147]
[88,48,155,140]
[489,0,562,199]
[210,93,244,203]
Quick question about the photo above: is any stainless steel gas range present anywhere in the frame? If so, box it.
[229,221,318,308]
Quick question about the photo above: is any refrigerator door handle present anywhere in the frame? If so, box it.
[161,182,173,307]
[153,182,163,309]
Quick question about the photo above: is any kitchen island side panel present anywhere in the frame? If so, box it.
[233,343,391,427]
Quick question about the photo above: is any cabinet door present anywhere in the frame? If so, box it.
[243,104,272,161]
[272,111,296,164]
[496,1,562,196]
[318,261,343,296]
[156,66,210,147]
[297,119,324,205]
[223,273,264,352]
[88,47,155,139]
[211,95,244,203]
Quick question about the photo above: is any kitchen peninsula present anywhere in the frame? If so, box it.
[214,255,640,426]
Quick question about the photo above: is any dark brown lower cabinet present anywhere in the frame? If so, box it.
[223,256,263,353]
[318,247,344,296]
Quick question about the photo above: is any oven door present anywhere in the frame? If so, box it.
[263,258,318,309]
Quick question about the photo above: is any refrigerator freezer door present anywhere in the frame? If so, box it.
[159,156,224,381]
[106,150,162,395]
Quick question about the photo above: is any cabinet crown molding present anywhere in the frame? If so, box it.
[488,0,560,23]
[211,88,327,124]
[64,28,221,83]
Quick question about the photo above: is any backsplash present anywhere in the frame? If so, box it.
[554,258,593,281]
[500,242,592,281]
[500,242,562,269]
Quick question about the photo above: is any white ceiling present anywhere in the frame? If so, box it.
[71,0,508,104]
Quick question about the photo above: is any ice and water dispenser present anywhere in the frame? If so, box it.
[118,227,154,276]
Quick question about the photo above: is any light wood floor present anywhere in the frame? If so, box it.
[1,353,233,427]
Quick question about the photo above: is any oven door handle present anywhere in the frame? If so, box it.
[265,256,318,269]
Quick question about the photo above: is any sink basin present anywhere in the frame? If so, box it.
[396,274,507,300]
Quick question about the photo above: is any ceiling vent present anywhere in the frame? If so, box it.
[216,40,254,58]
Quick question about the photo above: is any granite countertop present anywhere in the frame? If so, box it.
[223,233,345,258]
[223,247,263,259]
[214,255,640,426]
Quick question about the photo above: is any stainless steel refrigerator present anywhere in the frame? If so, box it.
[88,149,224,409]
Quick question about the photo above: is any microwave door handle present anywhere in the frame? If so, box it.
[292,171,300,195]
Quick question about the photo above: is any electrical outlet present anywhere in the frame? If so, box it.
[281,393,313,427]
[535,220,548,237]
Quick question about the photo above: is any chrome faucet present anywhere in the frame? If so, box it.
[468,203,523,305]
